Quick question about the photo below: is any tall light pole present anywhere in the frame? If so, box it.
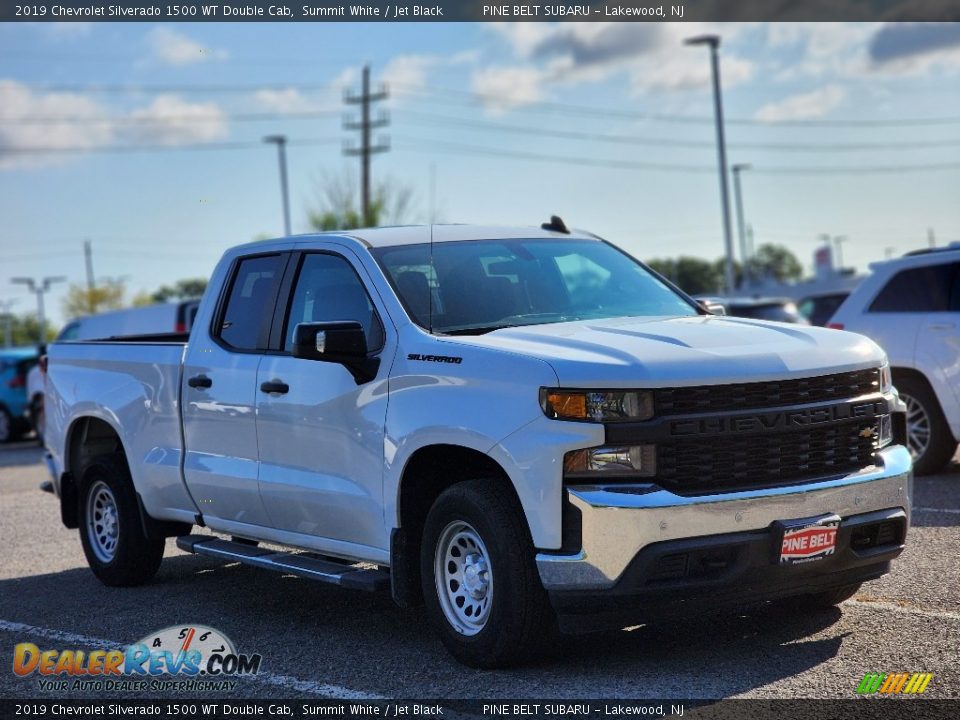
[11,276,65,343]
[263,135,291,236]
[833,235,848,270]
[731,163,752,288]
[686,34,736,295]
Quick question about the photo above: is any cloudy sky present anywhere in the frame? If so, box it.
[1,21,959,325]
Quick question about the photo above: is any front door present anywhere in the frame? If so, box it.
[255,249,393,551]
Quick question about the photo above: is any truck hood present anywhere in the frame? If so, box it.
[442,315,884,387]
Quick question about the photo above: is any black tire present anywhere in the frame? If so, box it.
[896,374,956,475]
[420,479,559,668]
[30,395,44,445]
[0,407,13,443]
[78,454,165,587]
[785,583,861,610]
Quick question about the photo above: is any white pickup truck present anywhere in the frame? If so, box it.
[46,222,912,668]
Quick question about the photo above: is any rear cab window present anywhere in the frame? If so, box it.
[216,254,286,351]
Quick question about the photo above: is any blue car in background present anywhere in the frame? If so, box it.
[0,347,39,443]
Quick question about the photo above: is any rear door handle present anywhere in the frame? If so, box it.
[260,380,289,395]
[188,374,212,389]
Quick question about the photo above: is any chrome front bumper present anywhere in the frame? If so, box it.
[536,444,913,591]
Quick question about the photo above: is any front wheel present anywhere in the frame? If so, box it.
[78,455,165,586]
[420,480,558,668]
[897,375,956,475]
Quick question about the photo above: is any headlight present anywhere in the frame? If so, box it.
[540,388,654,422]
[564,445,657,480]
[880,362,892,394]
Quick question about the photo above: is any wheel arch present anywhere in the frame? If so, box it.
[390,443,524,608]
[60,415,126,529]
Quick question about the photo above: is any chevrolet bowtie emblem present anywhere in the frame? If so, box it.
[860,427,876,438]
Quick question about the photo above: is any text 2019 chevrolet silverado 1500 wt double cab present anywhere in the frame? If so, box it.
[46,223,912,667]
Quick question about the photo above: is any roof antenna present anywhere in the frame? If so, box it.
[542,215,570,234]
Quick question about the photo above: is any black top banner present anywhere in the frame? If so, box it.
[3,0,960,23]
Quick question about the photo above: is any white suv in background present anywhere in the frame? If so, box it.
[830,246,960,474]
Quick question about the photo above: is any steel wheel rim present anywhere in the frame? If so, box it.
[434,521,493,636]
[86,480,120,563]
[902,392,931,460]
[0,412,9,442]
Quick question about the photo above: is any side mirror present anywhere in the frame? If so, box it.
[292,321,380,384]
[701,301,727,316]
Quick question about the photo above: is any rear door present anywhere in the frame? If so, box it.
[254,246,394,551]
[181,252,288,527]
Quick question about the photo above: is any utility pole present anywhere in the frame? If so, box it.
[84,239,95,313]
[685,34,736,296]
[344,64,389,227]
[731,163,752,288]
[263,135,291,236]
[928,227,936,249]
[11,276,65,343]
[833,236,848,270]
[0,299,17,348]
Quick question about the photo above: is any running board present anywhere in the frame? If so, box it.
[176,535,389,592]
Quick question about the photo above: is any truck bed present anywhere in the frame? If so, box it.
[46,339,194,522]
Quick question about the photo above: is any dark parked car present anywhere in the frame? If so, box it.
[798,292,851,327]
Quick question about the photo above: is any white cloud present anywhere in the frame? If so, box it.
[148,27,227,66]
[755,85,845,122]
[474,22,754,111]
[253,88,316,114]
[121,95,228,145]
[471,67,546,114]
[0,80,112,169]
[382,55,438,98]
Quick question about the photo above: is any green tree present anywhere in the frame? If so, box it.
[1,313,57,346]
[150,278,208,303]
[747,243,804,283]
[61,278,126,320]
[647,256,723,295]
[308,170,415,231]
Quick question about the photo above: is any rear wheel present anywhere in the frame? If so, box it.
[896,375,956,475]
[420,479,558,668]
[78,455,165,586]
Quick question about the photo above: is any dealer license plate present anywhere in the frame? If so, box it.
[774,515,840,565]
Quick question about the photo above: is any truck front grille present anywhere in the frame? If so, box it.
[654,368,881,416]
[656,420,879,496]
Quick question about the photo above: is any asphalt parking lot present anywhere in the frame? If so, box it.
[1,440,958,700]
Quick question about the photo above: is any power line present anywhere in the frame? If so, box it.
[393,135,960,175]
[397,111,960,152]
[0,138,340,155]
[0,109,343,125]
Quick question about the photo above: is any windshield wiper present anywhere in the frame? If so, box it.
[441,324,519,336]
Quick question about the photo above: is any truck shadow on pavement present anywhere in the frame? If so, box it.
[1,549,848,698]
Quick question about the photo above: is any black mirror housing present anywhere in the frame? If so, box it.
[292,321,379,384]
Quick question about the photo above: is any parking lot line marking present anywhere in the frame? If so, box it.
[0,619,384,699]
[847,600,960,621]
[913,506,960,515]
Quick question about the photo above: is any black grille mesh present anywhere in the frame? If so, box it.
[654,369,881,416]
[657,421,878,496]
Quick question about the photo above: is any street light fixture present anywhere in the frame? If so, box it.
[685,34,736,296]
[264,134,292,236]
[731,163,752,288]
[11,276,66,343]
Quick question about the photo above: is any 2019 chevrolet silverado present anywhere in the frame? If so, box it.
[45,223,912,667]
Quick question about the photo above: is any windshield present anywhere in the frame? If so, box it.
[372,239,698,334]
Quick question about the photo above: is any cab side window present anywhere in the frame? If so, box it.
[284,254,384,353]
[869,263,957,313]
[218,254,284,350]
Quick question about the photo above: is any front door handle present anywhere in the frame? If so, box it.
[929,322,955,330]
[260,380,289,395]
[188,374,212,389]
